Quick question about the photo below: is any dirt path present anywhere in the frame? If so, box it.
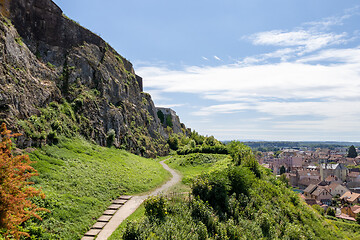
[95,158,180,240]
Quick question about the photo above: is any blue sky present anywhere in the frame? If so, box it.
[54,0,360,141]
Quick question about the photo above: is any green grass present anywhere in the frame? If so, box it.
[108,204,146,240]
[24,136,171,239]
[109,153,230,239]
[166,153,231,184]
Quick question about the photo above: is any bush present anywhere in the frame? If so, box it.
[326,207,336,217]
[107,129,116,147]
[0,123,48,239]
[227,141,253,166]
[312,205,325,216]
[157,110,164,123]
[168,134,179,150]
[165,115,173,127]
[123,221,141,240]
[144,196,168,221]
[192,171,230,214]
[228,166,255,197]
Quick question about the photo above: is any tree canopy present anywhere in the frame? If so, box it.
[348,145,358,158]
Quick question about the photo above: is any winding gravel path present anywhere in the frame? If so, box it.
[95,158,180,240]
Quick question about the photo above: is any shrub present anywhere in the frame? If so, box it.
[312,205,325,216]
[228,166,255,197]
[189,139,196,148]
[190,198,217,234]
[107,129,116,147]
[144,196,168,221]
[168,134,179,150]
[0,123,48,239]
[165,115,173,127]
[192,171,230,213]
[326,207,336,217]
[123,221,141,240]
[227,141,253,166]
[204,136,216,146]
[157,110,164,123]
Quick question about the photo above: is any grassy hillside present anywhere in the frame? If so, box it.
[110,145,360,240]
[109,153,231,239]
[23,137,170,239]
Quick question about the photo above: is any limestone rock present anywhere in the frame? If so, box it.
[0,0,188,157]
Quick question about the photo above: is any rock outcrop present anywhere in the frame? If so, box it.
[156,107,185,135]
[0,0,187,157]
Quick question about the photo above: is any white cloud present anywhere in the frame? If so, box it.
[249,30,347,54]
[140,60,360,102]
[139,47,360,138]
[297,46,360,63]
[192,103,251,116]
[214,55,221,61]
[202,56,209,61]
[305,6,360,30]
[138,7,360,141]
[156,103,185,108]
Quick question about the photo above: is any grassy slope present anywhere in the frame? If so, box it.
[109,153,230,239]
[110,153,360,240]
[25,137,170,239]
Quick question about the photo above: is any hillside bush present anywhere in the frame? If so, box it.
[0,124,47,239]
[144,196,168,221]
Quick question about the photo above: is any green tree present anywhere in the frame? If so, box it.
[280,166,286,175]
[348,145,358,158]
[157,110,165,123]
[167,134,179,150]
[326,207,336,217]
[227,141,253,166]
[189,139,196,148]
[165,115,173,127]
[204,136,216,146]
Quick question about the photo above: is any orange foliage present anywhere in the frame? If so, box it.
[0,123,48,239]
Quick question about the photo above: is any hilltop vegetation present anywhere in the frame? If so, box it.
[20,137,170,239]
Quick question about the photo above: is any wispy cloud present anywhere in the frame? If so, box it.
[156,103,185,108]
[305,5,360,30]
[249,30,347,54]
[240,8,359,65]
[297,46,360,63]
[137,6,360,141]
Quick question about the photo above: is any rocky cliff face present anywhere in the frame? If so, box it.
[0,0,186,157]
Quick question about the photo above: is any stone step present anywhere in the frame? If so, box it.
[92,221,107,229]
[107,204,122,210]
[84,229,101,237]
[81,237,95,240]
[103,209,117,215]
[98,215,112,222]
[112,199,127,204]
[119,195,132,200]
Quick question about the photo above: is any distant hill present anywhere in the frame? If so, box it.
[222,141,360,151]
